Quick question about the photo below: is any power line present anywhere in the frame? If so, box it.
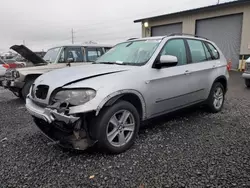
[71,28,75,44]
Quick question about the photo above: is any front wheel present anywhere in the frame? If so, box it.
[92,100,140,154]
[245,79,250,88]
[206,82,225,113]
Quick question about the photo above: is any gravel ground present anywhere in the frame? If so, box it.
[0,71,249,188]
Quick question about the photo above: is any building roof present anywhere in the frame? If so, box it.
[134,0,249,23]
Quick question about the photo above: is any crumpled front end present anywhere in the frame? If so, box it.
[26,97,96,150]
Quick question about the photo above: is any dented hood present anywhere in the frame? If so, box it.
[10,45,47,65]
[35,64,134,88]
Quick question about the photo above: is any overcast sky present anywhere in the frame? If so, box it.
[0,0,233,52]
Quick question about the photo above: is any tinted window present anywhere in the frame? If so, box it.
[187,39,207,63]
[86,48,103,62]
[161,39,187,65]
[206,42,219,59]
[65,47,84,62]
[202,42,212,60]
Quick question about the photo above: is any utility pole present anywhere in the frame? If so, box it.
[217,0,220,4]
[71,28,74,44]
[23,40,25,46]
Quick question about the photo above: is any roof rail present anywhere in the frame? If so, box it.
[127,38,138,41]
[167,33,208,40]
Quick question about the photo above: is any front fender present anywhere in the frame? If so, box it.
[95,89,147,120]
[68,89,147,120]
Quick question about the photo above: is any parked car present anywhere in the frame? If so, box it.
[1,44,113,99]
[25,34,229,154]
[4,58,27,67]
[242,57,250,87]
[0,57,26,81]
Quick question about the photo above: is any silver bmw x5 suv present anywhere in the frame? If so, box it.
[25,34,229,154]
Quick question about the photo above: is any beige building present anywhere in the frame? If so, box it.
[134,0,250,69]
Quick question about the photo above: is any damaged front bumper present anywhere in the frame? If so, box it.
[26,97,96,150]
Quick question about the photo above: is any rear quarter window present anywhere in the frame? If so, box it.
[206,42,220,59]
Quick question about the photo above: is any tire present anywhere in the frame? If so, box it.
[245,79,250,88]
[21,79,35,100]
[92,100,140,154]
[206,82,225,113]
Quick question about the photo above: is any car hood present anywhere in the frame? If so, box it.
[16,62,91,75]
[10,45,47,65]
[35,64,135,88]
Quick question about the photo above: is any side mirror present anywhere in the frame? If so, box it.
[155,55,178,69]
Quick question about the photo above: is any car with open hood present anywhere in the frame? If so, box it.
[0,57,26,81]
[25,34,229,154]
[1,44,113,99]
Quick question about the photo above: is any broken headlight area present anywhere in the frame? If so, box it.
[34,115,96,150]
[51,89,96,106]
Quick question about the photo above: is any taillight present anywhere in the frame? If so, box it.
[2,64,10,69]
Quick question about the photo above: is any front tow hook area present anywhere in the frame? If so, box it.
[35,117,96,151]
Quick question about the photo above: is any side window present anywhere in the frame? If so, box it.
[86,48,103,62]
[161,39,187,66]
[65,47,84,62]
[202,42,212,60]
[206,42,219,59]
[187,39,207,63]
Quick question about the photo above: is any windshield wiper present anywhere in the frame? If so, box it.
[93,62,124,65]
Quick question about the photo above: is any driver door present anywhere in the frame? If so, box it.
[146,38,195,118]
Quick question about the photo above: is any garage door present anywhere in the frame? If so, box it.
[196,14,243,69]
[151,23,182,36]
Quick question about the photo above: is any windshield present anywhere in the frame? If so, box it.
[43,47,61,63]
[95,39,161,65]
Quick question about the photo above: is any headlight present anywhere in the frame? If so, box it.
[53,89,96,106]
[13,70,20,78]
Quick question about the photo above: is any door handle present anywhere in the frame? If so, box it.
[184,70,191,75]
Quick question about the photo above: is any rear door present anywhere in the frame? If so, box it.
[184,39,220,101]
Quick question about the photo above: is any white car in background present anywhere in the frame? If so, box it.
[242,57,250,87]
[1,44,113,99]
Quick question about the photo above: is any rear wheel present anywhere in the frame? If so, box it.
[92,100,140,154]
[21,78,35,100]
[206,82,225,113]
[245,79,250,88]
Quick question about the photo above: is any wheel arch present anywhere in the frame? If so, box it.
[213,75,228,92]
[95,90,147,120]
